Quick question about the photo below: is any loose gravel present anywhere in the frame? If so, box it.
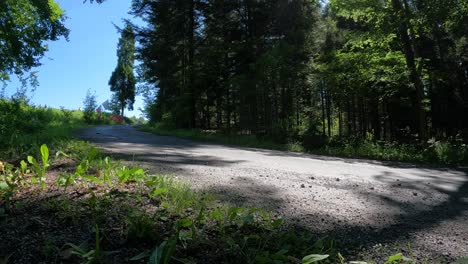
[79,125,468,261]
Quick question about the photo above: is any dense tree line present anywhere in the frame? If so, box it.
[132,0,319,142]
[2,0,466,145]
[321,0,468,143]
[132,0,467,145]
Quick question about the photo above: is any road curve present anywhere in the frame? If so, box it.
[79,125,468,260]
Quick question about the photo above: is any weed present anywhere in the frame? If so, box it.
[56,172,77,191]
[27,144,50,189]
[65,225,115,264]
[126,210,155,241]
[0,161,27,212]
[117,165,145,184]
[302,254,330,263]
[148,237,177,264]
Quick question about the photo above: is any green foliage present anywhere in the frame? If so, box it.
[0,0,68,81]
[126,210,155,241]
[0,99,86,160]
[384,253,414,264]
[0,161,26,212]
[65,225,115,264]
[148,238,177,264]
[83,89,98,124]
[302,254,329,264]
[108,22,136,116]
[27,144,50,189]
[142,125,468,165]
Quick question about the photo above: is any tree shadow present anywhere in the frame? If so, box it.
[201,169,468,260]
[77,126,468,260]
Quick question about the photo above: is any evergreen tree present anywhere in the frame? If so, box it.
[108,22,136,116]
[133,0,468,144]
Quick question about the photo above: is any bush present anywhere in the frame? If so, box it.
[0,99,85,160]
[426,140,468,164]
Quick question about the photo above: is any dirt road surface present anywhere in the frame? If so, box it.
[79,125,468,261]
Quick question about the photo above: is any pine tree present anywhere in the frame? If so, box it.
[108,22,136,116]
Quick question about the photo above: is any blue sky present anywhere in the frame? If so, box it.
[4,0,144,117]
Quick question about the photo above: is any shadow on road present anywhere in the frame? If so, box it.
[78,126,468,260]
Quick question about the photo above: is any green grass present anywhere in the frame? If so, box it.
[140,124,468,166]
[0,99,89,160]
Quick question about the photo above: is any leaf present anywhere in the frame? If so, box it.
[210,209,224,221]
[20,160,27,173]
[161,236,177,264]
[40,144,49,167]
[350,262,369,264]
[302,254,329,264]
[275,248,289,255]
[149,242,165,264]
[151,187,168,197]
[83,175,103,185]
[385,253,403,264]
[129,251,149,261]
[271,218,284,228]
[55,150,69,158]
[177,218,193,229]
[27,156,36,165]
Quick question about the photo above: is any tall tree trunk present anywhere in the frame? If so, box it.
[391,0,427,141]
[321,87,326,136]
[326,90,332,137]
[346,99,350,136]
[188,0,196,128]
[338,107,342,137]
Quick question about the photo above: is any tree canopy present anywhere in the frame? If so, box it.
[0,0,68,81]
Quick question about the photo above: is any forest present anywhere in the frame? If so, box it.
[132,0,468,146]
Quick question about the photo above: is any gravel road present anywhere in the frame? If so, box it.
[79,125,468,261]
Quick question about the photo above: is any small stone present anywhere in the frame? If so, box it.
[336,178,340,182]
[370,187,375,190]
[310,176,315,180]
[413,192,418,196]
[300,184,305,188]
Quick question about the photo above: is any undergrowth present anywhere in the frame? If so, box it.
[0,99,87,160]
[140,124,468,166]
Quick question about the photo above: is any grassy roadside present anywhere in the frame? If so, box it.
[0,99,89,160]
[139,124,468,166]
